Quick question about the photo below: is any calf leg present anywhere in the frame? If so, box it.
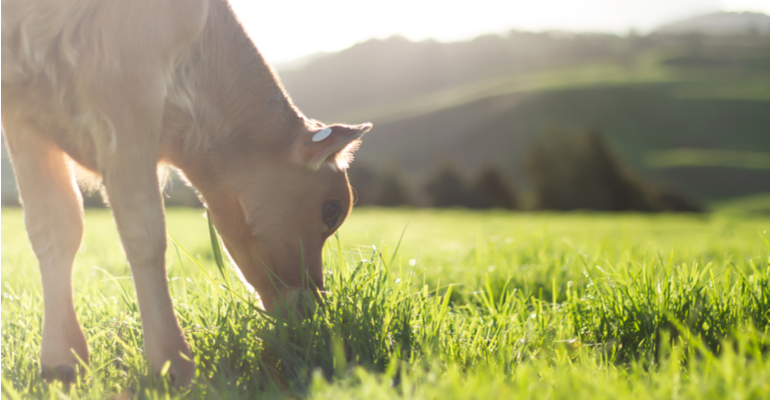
[3,125,88,384]
[89,71,195,386]
[102,156,195,386]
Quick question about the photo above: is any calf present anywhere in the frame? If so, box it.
[2,0,370,386]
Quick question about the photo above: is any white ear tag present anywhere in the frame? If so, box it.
[312,128,332,142]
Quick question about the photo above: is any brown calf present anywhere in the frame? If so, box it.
[2,0,370,386]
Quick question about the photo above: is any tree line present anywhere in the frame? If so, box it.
[347,129,703,212]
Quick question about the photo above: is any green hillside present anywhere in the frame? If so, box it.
[280,24,770,201]
[354,84,770,198]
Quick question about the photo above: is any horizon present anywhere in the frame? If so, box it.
[230,0,770,64]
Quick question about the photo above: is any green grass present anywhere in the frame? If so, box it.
[646,148,770,170]
[712,192,770,215]
[2,207,769,399]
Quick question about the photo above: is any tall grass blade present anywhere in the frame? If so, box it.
[207,209,232,290]
[388,221,411,267]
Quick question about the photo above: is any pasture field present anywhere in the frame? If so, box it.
[2,207,769,399]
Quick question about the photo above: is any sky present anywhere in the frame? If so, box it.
[229,0,770,64]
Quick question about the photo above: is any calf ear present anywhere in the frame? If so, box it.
[293,123,372,170]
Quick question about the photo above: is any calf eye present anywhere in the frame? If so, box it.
[322,200,343,229]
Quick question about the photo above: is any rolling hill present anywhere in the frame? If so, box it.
[278,13,770,201]
[656,11,770,36]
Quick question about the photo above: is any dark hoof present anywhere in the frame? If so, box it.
[41,365,77,387]
[166,370,178,387]
[159,359,196,388]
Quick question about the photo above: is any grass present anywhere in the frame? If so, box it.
[2,207,769,399]
[646,148,770,170]
[712,192,770,215]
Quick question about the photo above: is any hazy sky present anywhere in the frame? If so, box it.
[229,0,770,64]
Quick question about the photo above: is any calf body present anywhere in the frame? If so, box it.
[2,0,369,385]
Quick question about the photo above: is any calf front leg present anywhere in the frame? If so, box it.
[97,122,195,388]
[89,66,195,385]
[2,124,88,384]
[103,160,194,386]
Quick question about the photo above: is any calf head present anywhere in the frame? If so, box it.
[201,122,370,314]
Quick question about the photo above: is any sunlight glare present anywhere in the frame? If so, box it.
[228,0,768,64]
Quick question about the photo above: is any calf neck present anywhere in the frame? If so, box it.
[2,0,369,386]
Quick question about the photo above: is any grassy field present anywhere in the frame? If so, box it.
[2,207,769,399]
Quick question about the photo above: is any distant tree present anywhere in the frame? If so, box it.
[347,163,381,206]
[347,163,413,206]
[163,174,204,208]
[525,129,703,212]
[375,168,411,206]
[425,163,486,208]
[82,191,107,208]
[652,186,704,212]
[583,130,656,211]
[472,166,518,209]
[425,164,465,207]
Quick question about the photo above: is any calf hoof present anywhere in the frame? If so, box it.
[41,365,77,387]
[149,351,195,387]
[166,359,195,388]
